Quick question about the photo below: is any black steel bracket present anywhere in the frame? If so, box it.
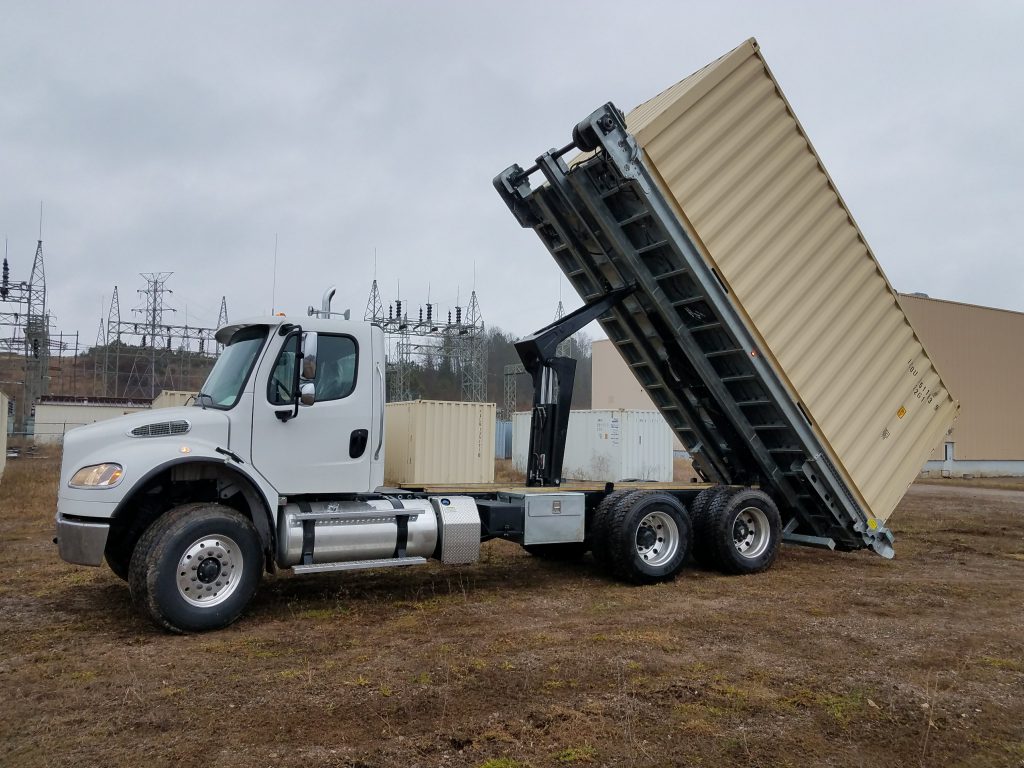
[515,285,636,486]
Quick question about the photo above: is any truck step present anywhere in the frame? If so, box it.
[292,557,427,574]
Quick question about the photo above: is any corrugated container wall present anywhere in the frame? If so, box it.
[495,420,513,460]
[385,400,495,485]
[513,410,673,481]
[153,390,197,409]
[618,38,957,522]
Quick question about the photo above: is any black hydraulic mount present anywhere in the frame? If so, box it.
[515,285,635,487]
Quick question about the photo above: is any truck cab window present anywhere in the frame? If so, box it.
[200,325,268,409]
[315,335,358,401]
[267,334,300,405]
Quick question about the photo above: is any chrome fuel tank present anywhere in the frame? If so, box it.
[276,498,438,567]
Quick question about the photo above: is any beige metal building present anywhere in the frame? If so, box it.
[594,293,1024,476]
[900,294,1024,475]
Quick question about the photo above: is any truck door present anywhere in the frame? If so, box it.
[249,325,377,494]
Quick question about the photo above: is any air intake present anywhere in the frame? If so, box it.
[131,420,190,438]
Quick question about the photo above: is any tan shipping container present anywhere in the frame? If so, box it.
[385,400,495,485]
[620,38,957,524]
[498,37,960,555]
[152,390,197,409]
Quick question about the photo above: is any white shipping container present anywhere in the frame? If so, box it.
[34,401,150,445]
[513,409,673,482]
[385,400,495,485]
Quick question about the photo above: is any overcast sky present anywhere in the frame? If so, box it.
[2,1,1022,349]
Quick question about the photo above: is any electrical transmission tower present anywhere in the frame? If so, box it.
[101,274,226,399]
[0,229,66,433]
[364,281,486,403]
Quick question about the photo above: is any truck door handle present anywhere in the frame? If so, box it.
[349,429,369,459]
[374,362,384,460]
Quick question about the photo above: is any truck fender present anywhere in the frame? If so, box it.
[111,455,278,555]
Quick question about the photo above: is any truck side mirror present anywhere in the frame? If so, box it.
[301,332,317,380]
[300,381,316,407]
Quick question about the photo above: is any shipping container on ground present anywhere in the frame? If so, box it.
[385,400,496,485]
[152,390,198,409]
[513,409,673,482]
[495,37,957,557]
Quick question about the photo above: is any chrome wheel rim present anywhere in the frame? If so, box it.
[176,534,243,607]
[733,507,770,559]
[635,510,680,567]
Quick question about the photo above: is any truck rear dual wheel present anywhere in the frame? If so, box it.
[128,503,263,634]
[694,488,781,575]
[688,486,730,569]
[604,491,691,584]
[590,489,644,568]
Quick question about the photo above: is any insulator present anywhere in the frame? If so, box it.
[419,307,423,322]
[456,306,462,324]
[426,304,432,322]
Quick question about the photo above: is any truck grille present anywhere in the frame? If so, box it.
[131,420,190,438]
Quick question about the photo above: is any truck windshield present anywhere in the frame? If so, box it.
[197,326,269,409]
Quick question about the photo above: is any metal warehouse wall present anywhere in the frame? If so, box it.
[900,294,1024,461]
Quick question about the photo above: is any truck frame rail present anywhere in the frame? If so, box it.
[495,103,893,557]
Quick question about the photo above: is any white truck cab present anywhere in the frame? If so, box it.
[55,292,498,632]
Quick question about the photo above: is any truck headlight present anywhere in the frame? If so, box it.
[69,463,124,489]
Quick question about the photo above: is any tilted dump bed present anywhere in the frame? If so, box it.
[496,38,957,557]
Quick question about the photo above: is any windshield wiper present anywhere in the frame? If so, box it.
[195,392,213,410]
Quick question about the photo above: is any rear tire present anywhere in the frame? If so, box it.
[590,490,644,568]
[129,503,263,633]
[690,485,733,569]
[702,488,781,575]
[605,492,691,584]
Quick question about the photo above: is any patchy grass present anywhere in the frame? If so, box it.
[1,457,1023,767]
[494,459,524,484]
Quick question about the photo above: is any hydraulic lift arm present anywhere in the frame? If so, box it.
[515,285,636,486]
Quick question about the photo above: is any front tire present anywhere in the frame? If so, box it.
[605,492,691,584]
[129,503,263,633]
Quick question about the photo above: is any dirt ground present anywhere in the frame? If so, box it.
[2,457,1022,768]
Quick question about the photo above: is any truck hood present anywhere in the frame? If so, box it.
[60,406,232,489]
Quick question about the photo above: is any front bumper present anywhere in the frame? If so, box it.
[55,512,109,566]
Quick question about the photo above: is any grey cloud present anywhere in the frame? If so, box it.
[2,0,1022,353]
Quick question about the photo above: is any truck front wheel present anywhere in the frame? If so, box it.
[128,503,263,633]
[605,492,691,584]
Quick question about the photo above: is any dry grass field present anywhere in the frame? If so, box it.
[2,456,1023,767]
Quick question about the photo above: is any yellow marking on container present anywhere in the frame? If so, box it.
[897,406,907,419]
